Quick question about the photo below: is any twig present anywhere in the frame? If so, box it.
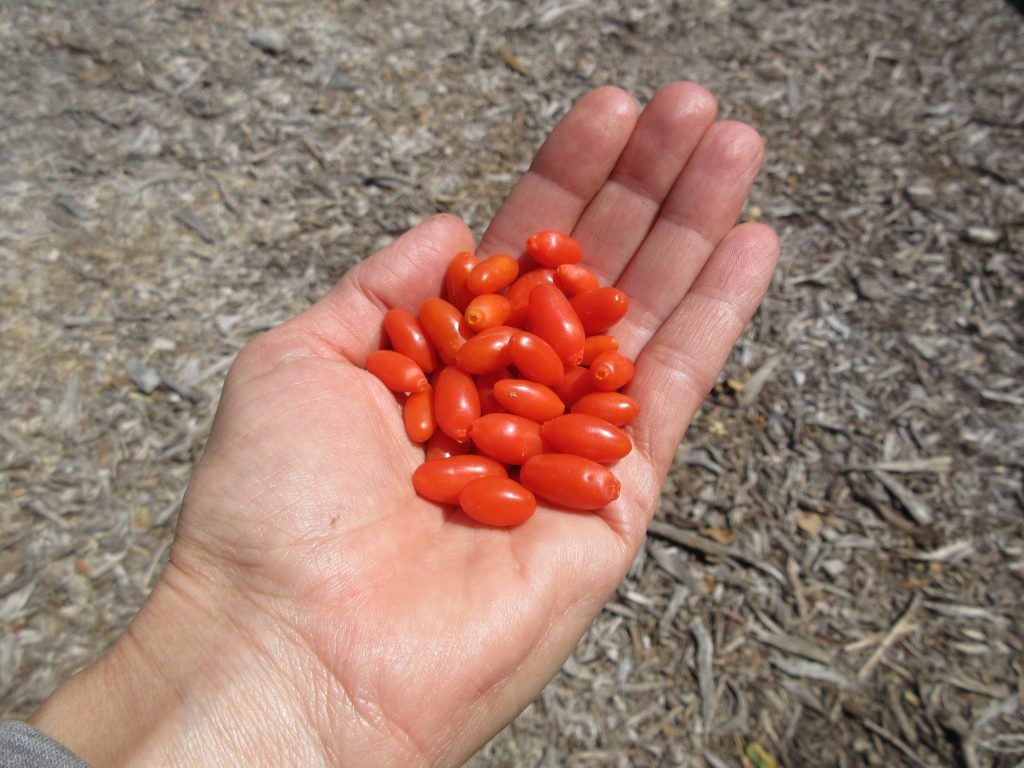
[873,470,934,525]
[691,619,716,737]
[847,474,923,536]
[861,715,932,767]
[845,456,953,474]
[922,601,1009,627]
[770,657,852,689]
[909,541,975,563]
[755,628,836,665]
[647,521,787,585]
[858,592,922,682]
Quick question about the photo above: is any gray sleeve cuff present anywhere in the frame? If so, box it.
[1,721,90,768]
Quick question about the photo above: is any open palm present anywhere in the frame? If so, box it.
[154,83,777,767]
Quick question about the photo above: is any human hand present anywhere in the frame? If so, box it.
[31,83,778,767]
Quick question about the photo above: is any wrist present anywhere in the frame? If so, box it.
[30,559,328,768]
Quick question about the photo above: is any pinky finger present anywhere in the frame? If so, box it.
[627,222,779,484]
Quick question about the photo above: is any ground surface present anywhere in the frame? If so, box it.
[1,1,1022,766]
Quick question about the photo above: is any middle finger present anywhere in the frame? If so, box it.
[570,81,718,283]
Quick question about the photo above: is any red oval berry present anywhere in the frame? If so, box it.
[526,230,583,267]
[508,331,564,387]
[581,335,619,366]
[570,287,629,334]
[383,309,439,374]
[529,284,585,366]
[464,293,512,332]
[469,413,544,465]
[419,297,472,366]
[455,326,515,374]
[540,413,631,463]
[413,455,508,505]
[434,366,480,442]
[571,392,639,426]
[589,351,634,391]
[425,430,470,461]
[505,268,556,328]
[520,453,620,510]
[366,350,429,393]
[403,388,436,443]
[555,263,600,296]
[492,379,565,422]
[459,477,536,526]
[467,253,519,295]
[445,251,479,311]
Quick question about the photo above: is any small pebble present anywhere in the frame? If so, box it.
[853,273,887,302]
[248,27,286,55]
[125,359,161,394]
[963,226,1002,245]
[906,182,935,204]
[215,314,242,334]
[152,337,176,352]
[821,559,847,578]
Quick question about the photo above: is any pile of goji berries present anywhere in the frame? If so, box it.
[365,230,638,527]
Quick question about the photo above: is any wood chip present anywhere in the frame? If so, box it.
[691,619,716,736]
[852,456,953,474]
[872,470,935,525]
[171,209,215,244]
[739,355,781,407]
[909,540,975,562]
[648,521,787,585]
[922,601,1010,627]
[754,629,836,665]
[796,511,824,537]
[770,657,852,689]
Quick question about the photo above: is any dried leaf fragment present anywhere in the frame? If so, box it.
[796,511,823,536]
[699,527,736,545]
[497,46,531,77]
[745,741,778,768]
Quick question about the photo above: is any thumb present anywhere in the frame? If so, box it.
[294,214,476,364]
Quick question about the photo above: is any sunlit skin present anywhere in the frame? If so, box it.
[30,82,778,767]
